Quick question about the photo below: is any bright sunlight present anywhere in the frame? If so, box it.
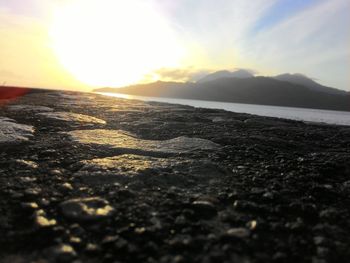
[50,0,185,87]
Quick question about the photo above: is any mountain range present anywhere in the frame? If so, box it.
[95,70,350,111]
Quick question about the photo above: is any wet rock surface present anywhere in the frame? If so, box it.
[0,117,34,144]
[65,129,219,155]
[0,89,350,263]
[37,111,106,125]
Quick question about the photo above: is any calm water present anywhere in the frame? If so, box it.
[99,92,350,126]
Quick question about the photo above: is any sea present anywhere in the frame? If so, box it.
[99,92,350,126]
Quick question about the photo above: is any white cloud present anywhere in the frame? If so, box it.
[158,0,278,65]
[240,0,350,89]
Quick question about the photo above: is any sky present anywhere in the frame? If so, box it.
[0,0,349,91]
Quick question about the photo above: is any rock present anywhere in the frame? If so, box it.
[47,244,77,262]
[18,177,37,183]
[191,200,217,219]
[60,197,115,222]
[102,235,119,246]
[14,159,38,169]
[85,243,101,253]
[74,154,225,187]
[7,104,54,112]
[0,117,34,144]
[60,183,74,191]
[246,220,257,230]
[24,187,41,197]
[33,210,57,228]
[225,228,251,239]
[37,112,106,125]
[64,129,220,155]
[21,202,39,210]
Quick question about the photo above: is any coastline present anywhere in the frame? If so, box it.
[1,88,350,262]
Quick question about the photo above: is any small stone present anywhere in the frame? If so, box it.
[69,224,85,236]
[60,197,115,222]
[61,183,74,191]
[69,236,82,245]
[102,235,119,245]
[35,216,56,227]
[262,191,274,200]
[191,200,217,219]
[38,198,50,207]
[24,188,41,197]
[246,220,257,230]
[175,215,187,226]
[225,228,250,239]
[50,169,62,176]
[314,236,327,246]
[33,210,57,228]
[18,177,37,183]
[10,192,24,199]
[21,202,39,210]
[135,227,146,234]
[48,244,77,263]
[14,159,38,169]
[85,243,101,253]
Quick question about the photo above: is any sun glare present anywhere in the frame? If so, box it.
[50,0,185,87]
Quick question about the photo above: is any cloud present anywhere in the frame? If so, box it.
[157,0,278,65]
[149,67,211,82]
[240,0,350,89]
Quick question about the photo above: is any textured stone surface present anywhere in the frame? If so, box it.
[65,129,220,155]
[74,154,225,186]
[37,112,106,125]
[0,117,34,144]
[7,104,53,112]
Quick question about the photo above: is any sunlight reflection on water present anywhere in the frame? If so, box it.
[98,92,350,126]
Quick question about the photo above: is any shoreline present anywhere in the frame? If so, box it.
[97,91,350,127]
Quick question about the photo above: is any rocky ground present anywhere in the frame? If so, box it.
[0,88,349,263]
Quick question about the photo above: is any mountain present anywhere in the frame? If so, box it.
[95,76,350,112]
[274,73,347,95]
[197,69,254,83]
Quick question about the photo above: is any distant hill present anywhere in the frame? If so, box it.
[273,73,347,95]
[96,74,350,112]
[197,69,254,83]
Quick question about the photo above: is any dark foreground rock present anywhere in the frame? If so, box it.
[0,89,350,263]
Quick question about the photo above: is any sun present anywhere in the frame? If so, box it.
[50,0,185,87]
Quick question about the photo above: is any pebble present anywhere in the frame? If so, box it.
[24,188,41,197]
[47,244,77,263]
[61,182,74,191]
[60,197,115,222]
[225,228,250,239]
[85,243,101,253]
[21,202,39,210]
[246,220,257,230]
[33,209,57,228]
[191,200,217,219]
[18,177,37,183]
